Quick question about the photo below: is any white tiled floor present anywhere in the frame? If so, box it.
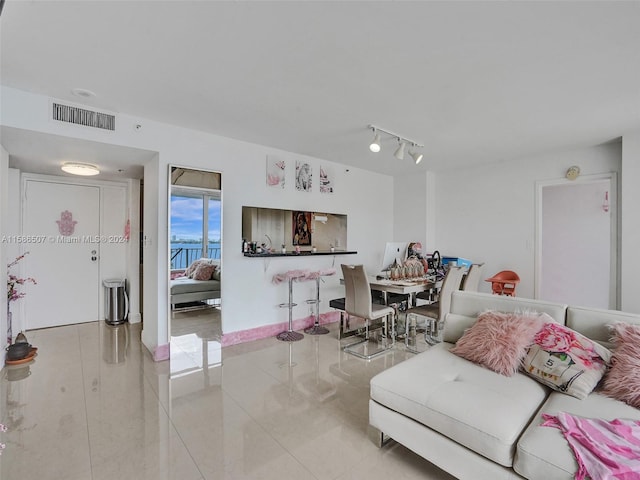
[0,320,455,480]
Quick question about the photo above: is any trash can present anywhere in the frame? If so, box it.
[103,279,129,325]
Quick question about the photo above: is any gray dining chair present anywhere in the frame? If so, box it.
[403,265,465,352]
[461,263,485,292]
[341,264,395,359]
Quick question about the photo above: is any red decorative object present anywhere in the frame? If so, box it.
[56,210,77,236]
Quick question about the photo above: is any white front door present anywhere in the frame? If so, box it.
[23,180,101,329]
[537,176,616,309]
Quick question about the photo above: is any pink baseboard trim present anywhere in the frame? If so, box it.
[154,343,170,361]
[221,311,341,347]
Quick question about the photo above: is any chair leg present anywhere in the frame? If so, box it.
[277,278,304,342]
[342,314,393,360]
[305,277,329,335]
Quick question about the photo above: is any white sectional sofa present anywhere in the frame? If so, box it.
[369,291,640,479]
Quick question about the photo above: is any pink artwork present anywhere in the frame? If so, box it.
[56,210,77,236]
[266,156,286,188]
[124,219,130,241]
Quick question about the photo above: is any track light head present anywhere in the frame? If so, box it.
[369,132,381,153]
[410,150,424,165]
[394,140,406,160]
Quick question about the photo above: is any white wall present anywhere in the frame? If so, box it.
[394,171,428,247]
[0,146,8,360]
[430,142,621,299]
[621,131,640,313]
[1,87,394,356]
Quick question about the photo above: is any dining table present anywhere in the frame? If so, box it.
[367,275,440,307]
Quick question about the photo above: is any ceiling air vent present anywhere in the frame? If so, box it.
[52,102,115,131]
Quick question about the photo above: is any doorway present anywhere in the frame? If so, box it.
[23,180,100,328]
[535,174,617,309]
[168,166,222,345]
[22,176,130,329]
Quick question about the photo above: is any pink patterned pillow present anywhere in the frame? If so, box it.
[522,323,611,399]
[600,323,640,408]
[192,263,217,281]
[185,259,205,277]
[450,311,549,377]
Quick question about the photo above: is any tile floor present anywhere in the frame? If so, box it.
[0,317,455,480]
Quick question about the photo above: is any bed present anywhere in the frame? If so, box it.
[170,259,221,309]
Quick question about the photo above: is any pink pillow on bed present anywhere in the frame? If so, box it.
[192,263,217,281]
[600,323,640,408]
[450,311,550,377]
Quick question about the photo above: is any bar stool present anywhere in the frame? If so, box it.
[272,270,308,342]
[304,268,336,335]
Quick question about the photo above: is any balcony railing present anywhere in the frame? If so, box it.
[170,246,221,270]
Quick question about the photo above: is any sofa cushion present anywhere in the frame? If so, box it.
[170,277,220,295]
[192,262,217,280]
[566,306,640,350]
[521,322,611,400]
[514,391,640,479]
[370,343,550,467]
[445,291,567,343]
[600,322,640,408]
[450,311,549,376]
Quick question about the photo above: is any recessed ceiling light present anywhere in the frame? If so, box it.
[71,88,96,98]
[61,162,100,176]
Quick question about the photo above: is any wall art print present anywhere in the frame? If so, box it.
[319,164,334,194]
[266,156,286,188]
[292,211,312,246]
[295,160,312,192]
[56,210,77,236]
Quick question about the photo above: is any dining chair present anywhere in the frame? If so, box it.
[403,265,465,352]
[341,264,395,359]
[461,263,485,292]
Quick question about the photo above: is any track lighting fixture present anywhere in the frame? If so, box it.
[410,147,423,165]
[367,124,424,165]
[394,140,406,160]
[369,131,381,152]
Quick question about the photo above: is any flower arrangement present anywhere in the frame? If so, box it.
[7,252,36,303]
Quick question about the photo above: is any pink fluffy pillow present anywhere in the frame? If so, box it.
[192,263,217,281]
[450,311,550,377]
[600,322,640,408]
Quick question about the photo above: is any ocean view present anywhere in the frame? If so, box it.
[170,242,221,269]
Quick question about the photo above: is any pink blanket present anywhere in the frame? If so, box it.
[542,412,640,479]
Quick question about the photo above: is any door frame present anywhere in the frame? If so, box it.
[534,172,618,308]
[167,165,223,340]
[19,173,133,332]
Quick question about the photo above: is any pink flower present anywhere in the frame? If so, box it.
[7,252,36,303]
[534,323,576,352]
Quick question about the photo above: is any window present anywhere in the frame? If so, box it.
[170,188,221,269]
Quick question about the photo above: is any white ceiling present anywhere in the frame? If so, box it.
[1,1,639,177]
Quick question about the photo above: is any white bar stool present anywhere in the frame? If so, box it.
[272,270,307,342]
[304,268,336,335]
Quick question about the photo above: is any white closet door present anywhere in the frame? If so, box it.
[23,180,100,329]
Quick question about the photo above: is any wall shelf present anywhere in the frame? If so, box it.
[243,250,357,258]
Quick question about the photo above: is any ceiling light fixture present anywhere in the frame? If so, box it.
[394,140,406,160]
[367,125,424,165]
[71,88,96,98]
[369,130,381,152]
[61,162,100,176]
[410,148,424,165]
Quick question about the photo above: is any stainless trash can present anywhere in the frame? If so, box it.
[103,279,129,325]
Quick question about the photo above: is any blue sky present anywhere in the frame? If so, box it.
[170,195,221,242]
